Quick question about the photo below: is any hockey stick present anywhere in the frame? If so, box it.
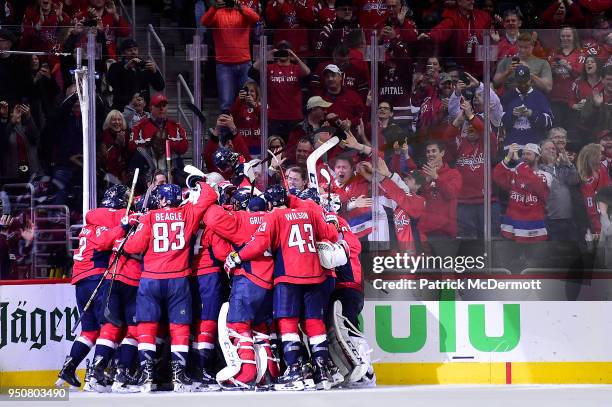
[165,141,173,184]
[267,149,288,189]
[307,136,341,190]
[99,169,138,328]
[185,102,206,126]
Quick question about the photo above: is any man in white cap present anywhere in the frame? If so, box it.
[314,64,365,132]
[286,96,332,165]
[493,142,552,243]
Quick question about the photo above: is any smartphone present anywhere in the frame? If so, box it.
[511,56,520,64]
[273,49,289,59]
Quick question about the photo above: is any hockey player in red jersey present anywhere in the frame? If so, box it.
[123,181,218,392]
[56,185,130,389]
[189,209,234,391]
[202,188,277,390]
[226,184,339,391]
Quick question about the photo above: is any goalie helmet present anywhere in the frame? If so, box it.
[264,184,287,208]
[298,187,320,204]
[213,147,240,172]
[157,184,182,208]
[101,185,129,209]
[231,188,252,211]
[321,193,341,213]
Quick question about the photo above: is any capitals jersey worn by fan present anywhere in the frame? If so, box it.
[379,175,425,254]
[493,161,552,242]
[581,161,611,235]
[336,175,372,238]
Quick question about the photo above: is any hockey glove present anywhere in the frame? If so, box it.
[224,251,242,274]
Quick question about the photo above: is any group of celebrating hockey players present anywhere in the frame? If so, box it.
[55,146,374,393]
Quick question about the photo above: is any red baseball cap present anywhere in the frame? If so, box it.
[150,93,168,107]
[598,130,611,140]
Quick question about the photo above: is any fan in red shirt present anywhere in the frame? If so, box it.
[377,0,418,55]
[253,41,310,139]
[72,0,131,60]
[355,0,388,32]
[548,28,584,127]
[266,0,315,58]
[577,143,611,236]
[228,184,339,391]
[491,8,522,61]
[418,140,462,240]
[311,44,370,101]
[570,55,605,109]
[418,0,491,78]
[20,0,70,66]
[314,64,365,129]
[230,81,262,156]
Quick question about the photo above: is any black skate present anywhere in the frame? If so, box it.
[301,362,316,391]
[55,356,81,389]
[192,369,221,392]
[171,361,193,392]
[274,363,305,391]
[326,359,345,387]
[312,357,332,390]
[131,360,156,393]
[112,367,140,393]
[83,357,112,393]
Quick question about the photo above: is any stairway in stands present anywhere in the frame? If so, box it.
[132,2,221,169]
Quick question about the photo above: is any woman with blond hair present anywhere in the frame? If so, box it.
[577,143,611,238]
[99,109,129,183]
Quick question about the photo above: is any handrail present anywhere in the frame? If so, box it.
[177,74,195,133]
[117,0,136,39]
[147,24,167,78]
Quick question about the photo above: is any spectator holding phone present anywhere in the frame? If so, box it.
[494,32,553,94]
[20,0,70,66]
[252,41,310,140]
[201,0,260,112]
[71,0,131,60]
[501,65,553,150]
[230,81,261,156]
[108,38,165,111]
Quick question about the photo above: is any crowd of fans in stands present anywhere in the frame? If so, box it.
[1,0,612,278]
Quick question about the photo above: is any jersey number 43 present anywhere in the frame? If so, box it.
[288,223,316,253]
[153,222,186,253]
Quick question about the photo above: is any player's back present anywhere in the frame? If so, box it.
[268,207,337,285]
[71,224,112,284]
[139,206,194,279]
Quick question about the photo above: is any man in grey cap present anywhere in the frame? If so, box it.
[108,38,165,111]
[287,96,333,158]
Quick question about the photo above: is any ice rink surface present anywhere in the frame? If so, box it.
[19,385,612,407]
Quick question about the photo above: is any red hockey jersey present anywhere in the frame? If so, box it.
[418,164,462,238]
[123,182,218,279]
[493,161,551,242]
[203,205,272,289]
[129,117,189,156]
[239,207,339,285]
[335,216,363,292]
[581,161,611,235]
[192,226,233,276]
[379,177,425,254]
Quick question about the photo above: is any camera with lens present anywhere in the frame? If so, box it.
[135,59,147,70]
[273,42,290,59]
[82,17,98,27]
[224,0,236,7]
